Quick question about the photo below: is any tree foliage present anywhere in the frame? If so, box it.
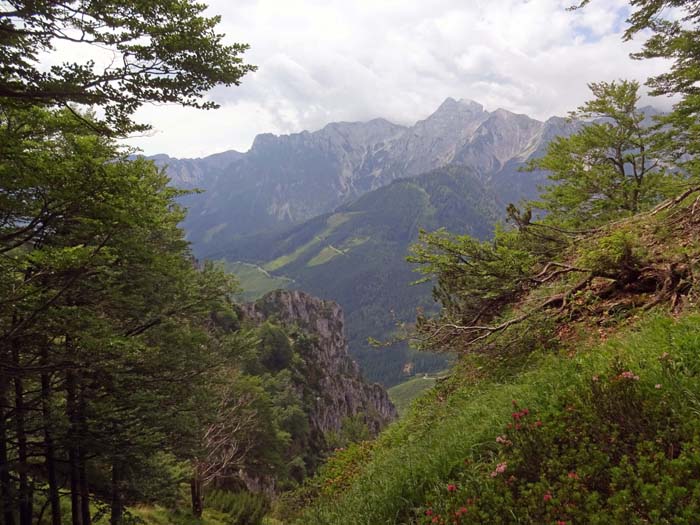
[0,0,256,132]
[527,80,677,228]
[409,78,692,355]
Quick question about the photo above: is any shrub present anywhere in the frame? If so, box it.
[206,489,269,525]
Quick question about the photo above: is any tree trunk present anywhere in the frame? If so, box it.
[11,343,31,525]
[41,345,61,525]
[190,474,203,518]
[109,462,123,525]
[0,364,16,525]
[78,445,91,525]
[66,371,82,525]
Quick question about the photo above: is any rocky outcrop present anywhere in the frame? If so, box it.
[241,290,397,435]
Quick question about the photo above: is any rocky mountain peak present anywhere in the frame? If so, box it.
[418,97,488,131]
[318,118,407,147]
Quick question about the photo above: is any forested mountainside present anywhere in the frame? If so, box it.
[228,290,395,495]
[211,165,501,385]
[154,103,582,385]
[158,106,659,386]
[156,98,581,252]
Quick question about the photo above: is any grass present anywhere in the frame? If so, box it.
[387,371,448,416]
[226,261,293,300]
[297,312,700,524]
[307,245,346,267]
[264,213,356,271]
[132,505,231,525]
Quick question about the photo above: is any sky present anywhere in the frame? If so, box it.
[125,0,672,158]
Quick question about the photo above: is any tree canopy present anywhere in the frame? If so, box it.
[0,1,256,132]
[526,80,678,229]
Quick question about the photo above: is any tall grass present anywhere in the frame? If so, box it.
[298,314,700,524]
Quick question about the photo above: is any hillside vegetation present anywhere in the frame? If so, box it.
[290,189,700,525]
[288,73,700,524]
[213,165,501,385]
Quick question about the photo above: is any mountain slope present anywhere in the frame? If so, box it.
[160,99,579,253]
[289,191,700,525]
[208,165,502,385]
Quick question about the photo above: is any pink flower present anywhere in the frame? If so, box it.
[618,371,640,381]
[496,435,512,446]
[655,384,662,389]
[425,509,433,516]
[490,462,508,477]
[543,492,553,502]
[567,471,579,480]
[557,521,567,525]
[447,484,457,492]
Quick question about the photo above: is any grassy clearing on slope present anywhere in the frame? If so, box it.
[388,372,448,416]
[297,313,700,524]
[307,245,345,267]
[226,261,293,300]
[263,212,362,271]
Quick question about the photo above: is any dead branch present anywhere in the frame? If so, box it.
[531,262,591,284]
[652,186,700,216]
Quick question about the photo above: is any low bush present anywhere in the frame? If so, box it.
[298,314,700,524]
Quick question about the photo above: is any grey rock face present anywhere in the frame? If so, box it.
[241,290,397,435]
[161,98,575,251]
[148,150,243,189]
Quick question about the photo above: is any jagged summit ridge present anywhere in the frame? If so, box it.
[154,98,581,248]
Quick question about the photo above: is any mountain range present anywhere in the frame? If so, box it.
[152,98,584,384]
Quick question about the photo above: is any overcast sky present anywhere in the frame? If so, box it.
[126,0,671,158]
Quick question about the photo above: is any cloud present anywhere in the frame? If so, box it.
[125,0,673,157]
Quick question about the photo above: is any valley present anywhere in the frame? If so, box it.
[156,100,580,386]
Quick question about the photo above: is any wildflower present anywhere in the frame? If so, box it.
[655,384,662,389]
[522,408,530,416]
[457,507,468,516]
[618,371,640,381]
[432,517,439,524]
[592,375,599,382]
[557,521,567,525]
[447,484,457,492]
[567,471,579,480]
[543,492,553,502]
[496,435,512,446]
[534,420,543,428]
[490,462,508,477]
[425,509,433,516]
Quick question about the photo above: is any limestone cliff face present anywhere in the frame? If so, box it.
[241,290,397,435]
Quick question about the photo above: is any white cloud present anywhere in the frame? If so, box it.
[123,0,673,157]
